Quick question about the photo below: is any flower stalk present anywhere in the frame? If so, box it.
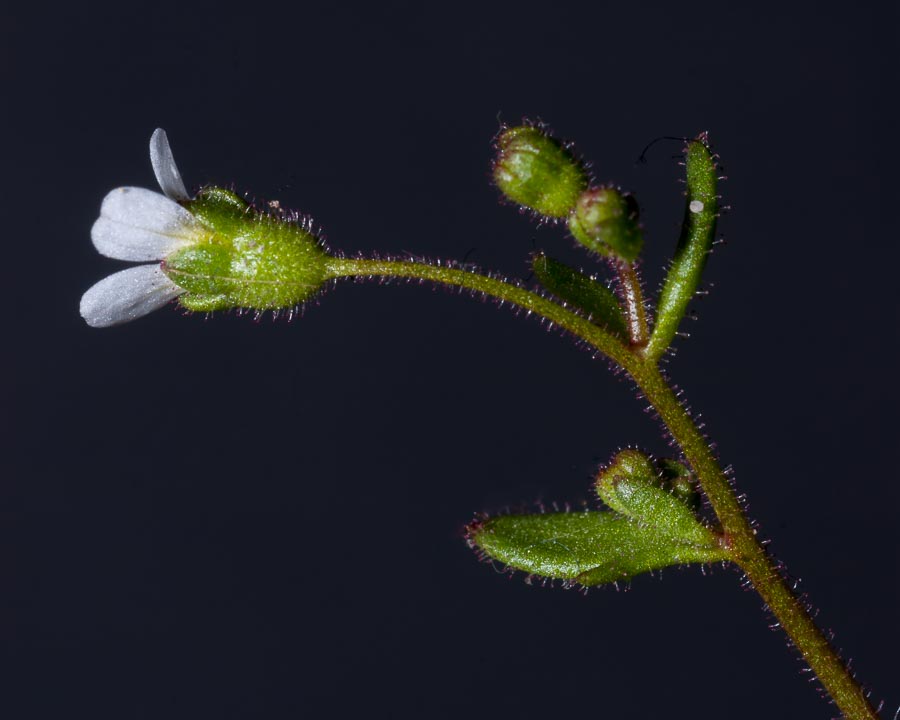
[614,261,650,348]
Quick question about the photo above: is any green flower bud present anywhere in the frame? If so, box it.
[567,187,643,262]
[492,125,588,219]
[658,458,700,508]
[595,449,716,547]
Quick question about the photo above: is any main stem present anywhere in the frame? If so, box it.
[632,365,877,720]
[324,256,877,720]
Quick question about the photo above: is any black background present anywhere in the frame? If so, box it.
[4,2,897,718]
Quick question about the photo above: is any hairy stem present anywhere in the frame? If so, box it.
[615,261,650,349]
[325,257,635,367]
[324,255,877,720]
[631,364,877,720]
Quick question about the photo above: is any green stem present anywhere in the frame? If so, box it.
[325,257,635,367]
[324,255,877,720]
[631,365,877,720]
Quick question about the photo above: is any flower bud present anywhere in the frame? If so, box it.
[492,125,588,219]
[658,458,699,508]
[567,187,643,262]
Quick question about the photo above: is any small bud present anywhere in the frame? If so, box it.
[658,458,699,508]
[567,187,643,262]
[595,449,716,546]
[492,125,588,219]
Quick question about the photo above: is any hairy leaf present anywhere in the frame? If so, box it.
[532,253,628,339]
[596,449,715,546]
[467,511,728,587]
[647,134,718,359]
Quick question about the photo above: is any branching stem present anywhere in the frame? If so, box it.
[324,255,878,720]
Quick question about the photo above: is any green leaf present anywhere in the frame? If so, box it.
[467,511,728,587]
[646,134,718,360]
[531,253,628,339]
[595,449,716,547]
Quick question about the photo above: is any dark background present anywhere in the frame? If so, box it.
[3,2,897,718]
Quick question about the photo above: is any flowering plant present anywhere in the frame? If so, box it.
[81,125,881,720]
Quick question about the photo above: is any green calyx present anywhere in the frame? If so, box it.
[492,125,588,219]
[467,510,727,587]
[567,187,643,262]
[163,187,329,312]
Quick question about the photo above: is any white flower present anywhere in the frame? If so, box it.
[80,129,207,328]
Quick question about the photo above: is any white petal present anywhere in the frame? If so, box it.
[80,264,184,328]
[149,128,190,201]
[91,187,205,261]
